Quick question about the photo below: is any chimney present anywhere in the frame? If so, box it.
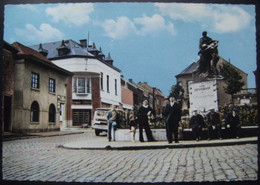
[129,79,133,83]
[80,39,87,48]
[38,43,48,57]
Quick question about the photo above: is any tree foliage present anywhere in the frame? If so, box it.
[219,63,245,103]
[169,83,184,101]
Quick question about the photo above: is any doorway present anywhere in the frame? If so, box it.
[4,96,12,131]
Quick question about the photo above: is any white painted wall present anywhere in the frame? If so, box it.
[52,57,122,106]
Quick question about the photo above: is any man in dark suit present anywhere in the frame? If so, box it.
[164,96,182,143]
[190,110,206,141]
[206,108,222,140]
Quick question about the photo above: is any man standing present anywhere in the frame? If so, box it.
[107,105,118,142]
[137,100,156,142]
[164,96,182,143]
[162,98,169,121]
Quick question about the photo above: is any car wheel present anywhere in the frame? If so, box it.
[95,129,101,136]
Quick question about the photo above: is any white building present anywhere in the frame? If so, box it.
[30,39,121,127]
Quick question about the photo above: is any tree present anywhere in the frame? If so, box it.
[219,63,245,103]
[169,83,184,102]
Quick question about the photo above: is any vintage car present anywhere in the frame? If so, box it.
[92,108,125,136]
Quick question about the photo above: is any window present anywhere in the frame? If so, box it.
[59,103,64,121]
[187,81,193,94]
[78,78,85,93]
[73,77,91,94]
[30,101,39,122]
[107,75,110,92]
[49,104,56,123]
[115,79,117,95]
[49,78,55,93]
[86,78,90,93]
[31,72,40,89]
[100,72,103,90]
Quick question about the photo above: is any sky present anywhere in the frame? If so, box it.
[3,2,257,96]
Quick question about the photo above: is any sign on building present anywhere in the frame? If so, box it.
[189,80,218,116]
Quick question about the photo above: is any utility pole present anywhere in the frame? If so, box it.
[153,87,156,115]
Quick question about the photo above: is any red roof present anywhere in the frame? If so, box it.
[12,42,51,63]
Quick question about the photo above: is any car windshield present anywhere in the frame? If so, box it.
[96,110,107,116]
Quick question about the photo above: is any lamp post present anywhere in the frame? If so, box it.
[153,87,156,115]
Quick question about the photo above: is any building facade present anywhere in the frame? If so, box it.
[121,78,134,110]
[137,82,165,116]
[30,39,121,127]
[7,42,73,133]
[2,41,18,132]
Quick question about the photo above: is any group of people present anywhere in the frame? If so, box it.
[107,97,182,144]
[190,107,241,141]
[106,98,241,143]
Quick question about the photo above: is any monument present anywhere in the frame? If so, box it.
[197,31,220,78]
[189,31,223,115]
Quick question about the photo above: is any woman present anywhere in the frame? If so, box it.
[137,100,155,142]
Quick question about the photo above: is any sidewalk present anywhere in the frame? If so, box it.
[2,127,89,141]
[2,128,258,150]
[62,136,258,150]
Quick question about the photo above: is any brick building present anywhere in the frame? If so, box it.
[120,77,145,110]
[137,82,165,116]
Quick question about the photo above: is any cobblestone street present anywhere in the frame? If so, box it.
[2,131,258,183]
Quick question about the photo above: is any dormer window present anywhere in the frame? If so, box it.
[57,40,70,56]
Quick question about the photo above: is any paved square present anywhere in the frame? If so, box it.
[2,132,258,183]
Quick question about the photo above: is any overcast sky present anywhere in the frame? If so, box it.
[4,2,256,96]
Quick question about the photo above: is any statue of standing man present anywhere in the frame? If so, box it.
[198,31,219,77]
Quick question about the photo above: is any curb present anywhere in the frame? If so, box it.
[61,138,258,151]
[2,132,85,142]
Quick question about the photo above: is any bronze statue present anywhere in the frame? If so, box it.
[198,31,219,77]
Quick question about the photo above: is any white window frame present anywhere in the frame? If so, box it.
[115,79,117,95]
[74,77,91,94]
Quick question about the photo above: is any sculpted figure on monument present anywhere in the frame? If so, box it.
[198,31,219,77]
